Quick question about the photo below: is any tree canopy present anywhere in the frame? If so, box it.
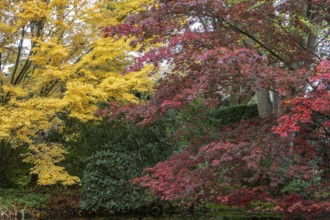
[101,0,329,217]
[0,0,154,185]
[0,0,329,218]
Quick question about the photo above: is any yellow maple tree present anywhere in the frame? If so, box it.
[0,0,154,185]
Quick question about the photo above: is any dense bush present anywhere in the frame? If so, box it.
[132,97,330,218]
[0,142,31,188]
[58,119,175,213]
[53,102,259,213]
[80,150,155,213]
[0,189,50,212]
[162,100,258,148]
[213,104,259,126]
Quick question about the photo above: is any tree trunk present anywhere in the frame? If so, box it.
[257,89,272,118]
[271,91,280,115]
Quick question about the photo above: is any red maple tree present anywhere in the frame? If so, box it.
[101,0,330,218]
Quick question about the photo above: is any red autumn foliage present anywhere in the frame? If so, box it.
[102,0,329,125]
[133,113,329,216]
[101,0,330,218]
[274,194,330,220]
[274,60,330,138]
[133,118,285,200]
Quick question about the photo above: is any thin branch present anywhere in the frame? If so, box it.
[73,47,94,64]
[0,51,11,71]
[266,18,321,60]
[315,29,330,48]
[10,27,26,84]
[13,49,36,85]
[218,17,293,69]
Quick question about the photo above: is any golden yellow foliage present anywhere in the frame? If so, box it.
[0,0,154,185]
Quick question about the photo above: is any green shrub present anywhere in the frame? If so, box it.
[212,104,259,126]
[0,142,31,188]
[80,150,155,213]
[70,120,175,213]
[0,189,50,212]
[162,100,258,149]
[60,100,259,213]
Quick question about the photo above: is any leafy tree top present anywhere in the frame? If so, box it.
[0,0,154,185]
